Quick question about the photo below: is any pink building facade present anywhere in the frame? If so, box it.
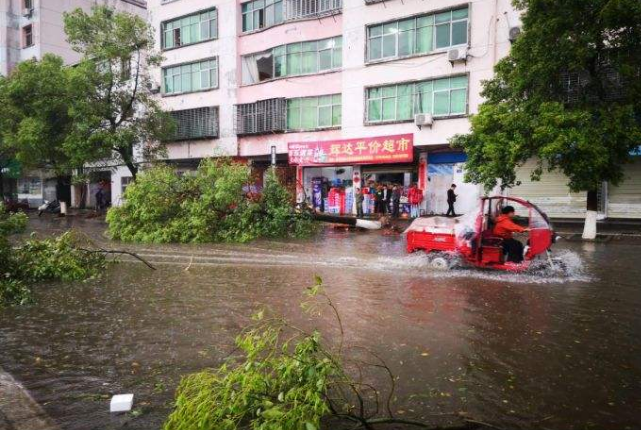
[150,0,523,216]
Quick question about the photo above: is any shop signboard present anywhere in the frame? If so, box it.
[288,134,413,166]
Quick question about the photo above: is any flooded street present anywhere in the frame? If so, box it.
[1,217,641,430]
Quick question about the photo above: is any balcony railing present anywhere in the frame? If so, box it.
[284,0,342,20]
[235,98,287,136]
[167,107,219,141]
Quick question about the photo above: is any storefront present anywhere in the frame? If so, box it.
[289,134,414,215]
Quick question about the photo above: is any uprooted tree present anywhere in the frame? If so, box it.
[451,0,641,239]
[106,159,315,243]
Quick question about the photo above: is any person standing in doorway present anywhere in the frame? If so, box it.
[383,184,392,214]
[392,184,402,218]
[356,188,364,218]
[375,184,384,214]
[446,184,458,217]
[408,183,423,218]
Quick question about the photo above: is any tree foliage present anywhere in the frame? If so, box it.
[106,159,315,243]
[63,6,174,178]
[0,205,105,307]
[0,55,77,176]
[451,0,641,196]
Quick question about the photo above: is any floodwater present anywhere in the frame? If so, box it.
[1,217,641,430]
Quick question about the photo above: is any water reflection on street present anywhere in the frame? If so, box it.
[1,218,641,430]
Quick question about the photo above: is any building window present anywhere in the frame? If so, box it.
[162,58,218,95]
[162,9,217,50]
[367,7,468,62]
[242,0,284,32]
[121,177,133,195]
[241,36,341,85]
[235,98,287,135]
[366,75,468,123]
[287,94,341,130]
[23,25,33,48]
[23,0,33,10]
[241,0,341,33]
[18,177,41,195]
[168,107,219,140]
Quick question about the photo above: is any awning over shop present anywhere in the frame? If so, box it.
[288,134,413,166]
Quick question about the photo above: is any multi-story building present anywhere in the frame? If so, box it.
[1,0,147,206]
[142,0,641,219]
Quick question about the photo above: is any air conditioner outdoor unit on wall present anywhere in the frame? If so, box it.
[22,8,32,17]
[447,47,467,64]
[414,113,433,129]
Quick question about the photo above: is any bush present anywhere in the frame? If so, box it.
[107,159,315,244]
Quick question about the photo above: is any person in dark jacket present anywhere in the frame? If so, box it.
[392,184,402,217]
[446,184,457,217]
[356,188,364,218]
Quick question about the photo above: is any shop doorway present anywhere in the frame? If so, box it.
[426,159,479,216]
[303,166,354,214]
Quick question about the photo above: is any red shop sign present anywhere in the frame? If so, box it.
[288,134,414,166]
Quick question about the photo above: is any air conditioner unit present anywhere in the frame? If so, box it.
[447,47,467,64]
[149,83,161,94]
[414,113,433,129]
[22,8,32,17]
[508,26,521,42]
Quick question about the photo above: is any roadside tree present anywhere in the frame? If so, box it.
[451,0,641,239]
[0,55,78,199]
[63,6,174,179]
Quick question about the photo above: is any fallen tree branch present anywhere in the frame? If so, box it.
[77,248,156,270]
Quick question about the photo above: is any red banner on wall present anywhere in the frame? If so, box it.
[288,134,414,166]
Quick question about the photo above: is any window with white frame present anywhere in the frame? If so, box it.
[162,9,217,50]
[121,177,133,195]
[287,94,341,130]
[242,36,342,85]
[163,58,218,95]
[367,7,468,62]
[366,75,468,123]
[242,0,284,32]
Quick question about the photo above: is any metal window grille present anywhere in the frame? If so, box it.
[235,98,286,135]
[284,0,342,20]
[169,107,219,141]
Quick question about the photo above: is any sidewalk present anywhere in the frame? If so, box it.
[0,369,58,430]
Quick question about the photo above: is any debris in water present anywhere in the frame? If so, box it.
[110,394,134,413]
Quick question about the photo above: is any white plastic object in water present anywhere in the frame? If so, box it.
[110,394,134,413]
[355,219,382,230]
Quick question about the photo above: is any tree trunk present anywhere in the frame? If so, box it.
[126,162,138,180]
[582,189,598,240]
